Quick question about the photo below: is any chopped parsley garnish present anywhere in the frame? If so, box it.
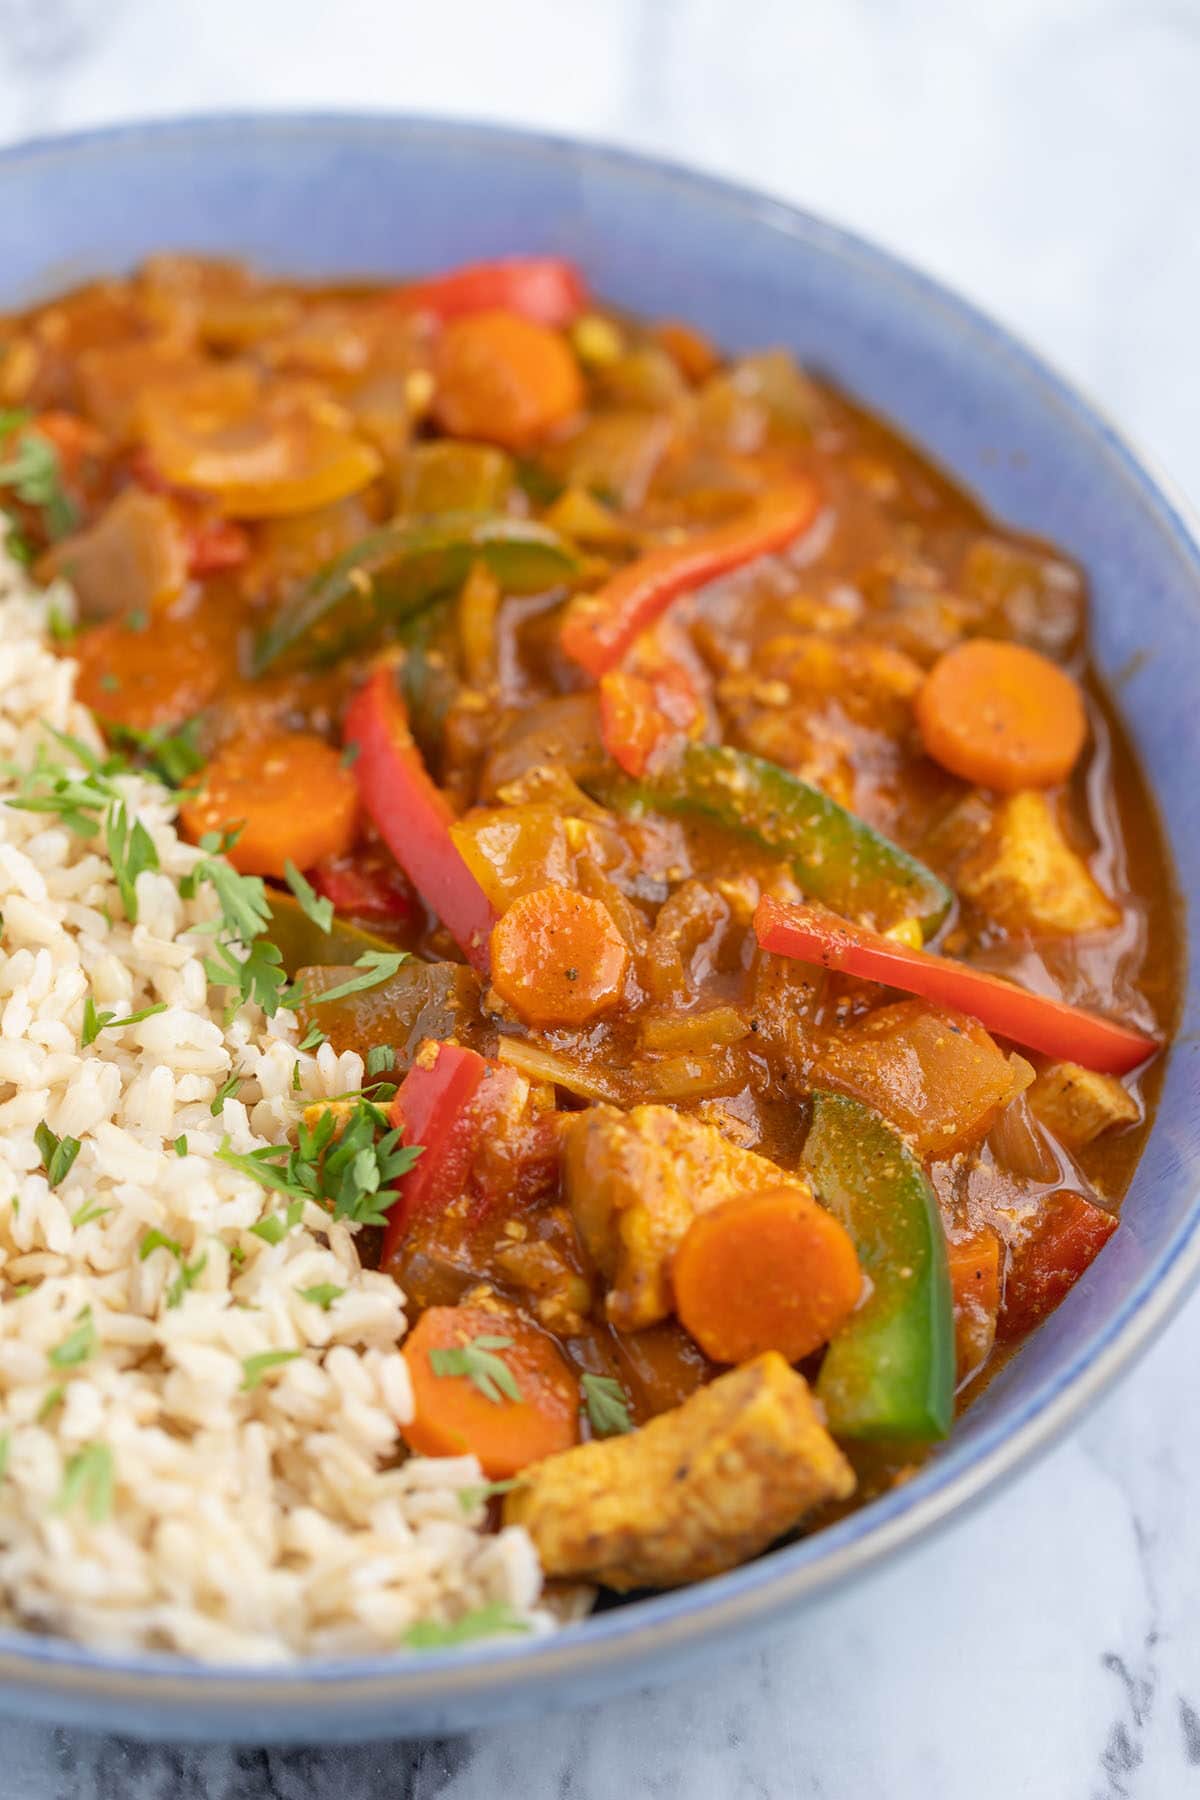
[108,718,205,789]
[217,1098,421,1229]
[365,1045,396,1077]
[0,1431,10,1480]
[56,1442,114,1522]
[38,1385,65,1422]
[125,609,148,633]
[210,1071,242,1116]
[166,1252,206,1309]
[81,995,167,1047]
[429,1334,521,1405]
[249,1198,306,1245]
[581,1373,634,1437]
[48,1306,95,1369]
[46,602,76,642]
[105,799,159,923]
[173,1135,188,1158]
[240,1349,302,1391]
[69,1200,111,1229]
[297,1283,345,1311]
[35,1122,81,1189]
[139,1228,182,1262]
[183,833,293,1021]
[456,1477,519,1513]
[0,413,77,540]
[306,950,408,1006]
[402,1604,531,1650]
[283,860,333,934]
[339,741,361,769]
[296,1023,326,1053]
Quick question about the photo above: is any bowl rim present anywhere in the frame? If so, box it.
[0,106,1196,1720]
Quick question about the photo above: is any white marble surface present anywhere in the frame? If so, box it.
[0,1,1198,1794]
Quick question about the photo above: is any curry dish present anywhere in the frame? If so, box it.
[0,253,1175,1598]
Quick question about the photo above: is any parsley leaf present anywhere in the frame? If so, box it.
[307,950,408,1006]
[283,860,333,934]
[456,1477,519,1513]
[297,1023,326,1052]
[139,1228,182,1261]
[166,1251,206,1309]
[38,1385,65,1422]
[0,418,77,540]
[240,1348,302,1391]
[429,1334,522,1405]
[297,1283,344,1311]
[581,1373,633,1437]
[173,1134,188,1157]
[108,718,204,789]
[340,741,361,769]
[48,1306,95,1369]
[35,1122,81,1188]
[81,995,167,1047]
[250,1198,306,1244]
[210,1071,242,1116]
[55,1442,114,1522]
[69,1200,111,1229]
[402,1604,531,1650]
[365,1045,395,1077]
[106,800,159,923]
[218,1099,420,1230]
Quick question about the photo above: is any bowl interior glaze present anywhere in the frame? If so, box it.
[0,113,1196,1743]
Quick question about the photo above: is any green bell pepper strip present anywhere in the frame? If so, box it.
[251,512,582,674]
[802,1090,955,1440]
[265,890,395,978]
[631,744,953,936]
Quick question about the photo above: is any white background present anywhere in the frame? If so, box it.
[0,2,1198,1795]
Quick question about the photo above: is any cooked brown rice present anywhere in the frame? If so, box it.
[0,554,552,1663]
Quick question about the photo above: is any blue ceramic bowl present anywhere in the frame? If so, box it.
[0,113,1196,1744]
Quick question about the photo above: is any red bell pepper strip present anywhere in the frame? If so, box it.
[391,256,587,328]
[308,849,415,922]
[755,896,1158,1075]
[998,1190,1118,1340]
[382,1042,489,1263]
[343,668,496,972]
[560,481,820,679]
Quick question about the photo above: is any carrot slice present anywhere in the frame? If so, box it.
[432,310,584,450]
[180,730,358,876]
[402,1303,581,1478]
[490,886,630,1028]
[673,1186,862,1365]
[915,639,1087,790]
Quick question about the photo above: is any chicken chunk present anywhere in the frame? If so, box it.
[957,790,1119,936]
[564,1103,810,1331]
[1027,1060,1140,1148]
[504,1352,854,1590]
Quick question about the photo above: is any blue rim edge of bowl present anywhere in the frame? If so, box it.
[0,109,1195,1720]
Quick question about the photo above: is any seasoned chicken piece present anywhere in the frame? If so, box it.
[957,790,1119,936]
[564,1103,810,1331]
[1027,1061,1140,1148]
[504,1352,854,1590]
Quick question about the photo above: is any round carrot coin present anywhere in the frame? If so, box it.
[673,1186,863,1365]
[432,309,584,449]
[402,1303,581,1478]
[489,887,629,1028]
[914,638,1087,791]
[179,729,358,876]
